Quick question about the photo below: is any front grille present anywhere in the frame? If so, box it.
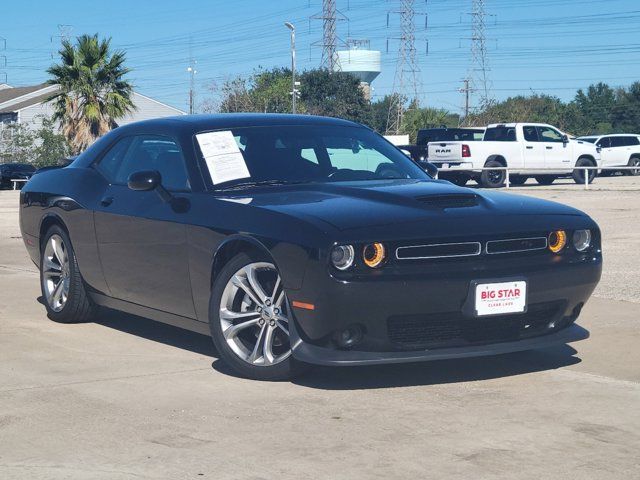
[486,237,547,254]
[396,242,481,260]
[387,301,565,350]
[415,194,479,209]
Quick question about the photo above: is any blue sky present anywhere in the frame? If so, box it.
[2,0,639,114]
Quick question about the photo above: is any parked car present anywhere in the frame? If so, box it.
[399,127,485,162]
[0,162,35,189]
[19,114,601,380]
[427,123,601,187]
[576,134,640,176]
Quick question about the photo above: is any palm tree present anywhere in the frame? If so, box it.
[47,34,135,153]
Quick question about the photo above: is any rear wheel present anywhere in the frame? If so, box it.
[40,225,96,323]
[479,160,505,188]
[209,253,308,380]
[572,157,596,184]
[535,175,556,185]
[509,175,527,186]
[625,157,640,176]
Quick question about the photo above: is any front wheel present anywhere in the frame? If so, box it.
[209,253,308,380]
[479,160,506,188]
[40,225,96,323]
[625,157,640,176]
[572,157,596,184]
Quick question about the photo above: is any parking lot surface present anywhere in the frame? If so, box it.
[1,177,639,479]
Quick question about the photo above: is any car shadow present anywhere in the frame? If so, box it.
[291,344,581,390]
[93,306,218,358]
[37,296,581,389]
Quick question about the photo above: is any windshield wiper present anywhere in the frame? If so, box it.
[216,179,306,191]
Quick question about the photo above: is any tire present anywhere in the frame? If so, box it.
[535,175,556,185]
[480,160,506,188]
[208,252,309,381]
[572,157,596,184]
[40,225,96,323]
[624,157,640,176]
[509,175,527,186]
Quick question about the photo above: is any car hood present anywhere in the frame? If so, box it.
[221,179,590,235]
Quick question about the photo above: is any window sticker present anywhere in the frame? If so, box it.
[196,131,250,185]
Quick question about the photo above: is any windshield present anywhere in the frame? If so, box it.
[578,137,597,144]
[195,125,429,188]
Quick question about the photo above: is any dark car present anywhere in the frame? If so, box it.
[399,127,485,162]
[19,114,601,380]
[0,162,36,189]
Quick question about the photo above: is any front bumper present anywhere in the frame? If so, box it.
[291,322,589,366]
[287,249,601,366]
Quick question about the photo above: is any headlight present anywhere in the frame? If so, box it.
[573,229,592,252]
[331,245,355,270]
[548,230,567,253]
[363,242,386,268]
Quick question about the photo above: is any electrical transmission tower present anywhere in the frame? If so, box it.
[311,0,346,71]
[386,0,426,135]
[469,0,492,110]
[50,24,73,58]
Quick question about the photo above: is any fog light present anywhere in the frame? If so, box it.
[548,230,567,253]
[573,229,591,252]
[334,324,363,348]
[331,245,354,270]
[363,242,386,268]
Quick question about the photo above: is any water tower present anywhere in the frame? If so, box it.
[334,40,381,101]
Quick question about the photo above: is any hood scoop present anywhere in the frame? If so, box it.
[415,194,479,209]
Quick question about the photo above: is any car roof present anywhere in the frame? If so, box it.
[486,122,553,128]
[578,133,639,138]
[115,113,363,134]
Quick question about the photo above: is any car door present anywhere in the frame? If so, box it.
[522,125,545,169]
[92,134,196,319]
[596,137,613,167]
[609,136,635,167]
[537,126,570,168]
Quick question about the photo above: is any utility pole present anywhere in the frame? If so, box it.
[50,24,73,59]
[0,37,6,84]
[459,78,473,123]
[386,0,426,135]
[469,0,492,110]
[285,22,297,114]
[187,39,197,114]
[311,0,347,71]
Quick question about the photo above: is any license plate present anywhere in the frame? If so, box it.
[475,281,527,316]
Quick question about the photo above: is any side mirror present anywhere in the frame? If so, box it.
[419,160,439,178]
[128,170,161,191]
[562,134,569,144]
[127,170,172,202]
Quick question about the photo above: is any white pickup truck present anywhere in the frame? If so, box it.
[427,123,601,187]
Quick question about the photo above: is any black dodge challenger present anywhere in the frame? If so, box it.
[19,114,602,380]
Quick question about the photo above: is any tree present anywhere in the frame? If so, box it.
[47,34,135,154]
[370,94,399,134]
[572,82,616,134]
[33,116,71,168]
[0,123,35,164]
[299,69,371,125]
[401,106,459,143]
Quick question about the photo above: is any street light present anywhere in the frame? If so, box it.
[284,22,296,114]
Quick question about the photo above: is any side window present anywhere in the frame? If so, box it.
[630,136,640,146]
[95,137,134,181]
[538,127,563,143]
[596,137,610,148]
[523,125,539,142]
[300,148,319,164]
[115,135,190,191]
[610,137,627,148]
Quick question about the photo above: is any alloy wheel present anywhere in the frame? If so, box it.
[42,234,70,312]
[219,262,291,366]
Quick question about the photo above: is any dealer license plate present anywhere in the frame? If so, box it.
[475,281,527,316]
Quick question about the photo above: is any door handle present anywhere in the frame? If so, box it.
[526,146,533,149]
[100,196,114,207]
[546,146,553,149]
